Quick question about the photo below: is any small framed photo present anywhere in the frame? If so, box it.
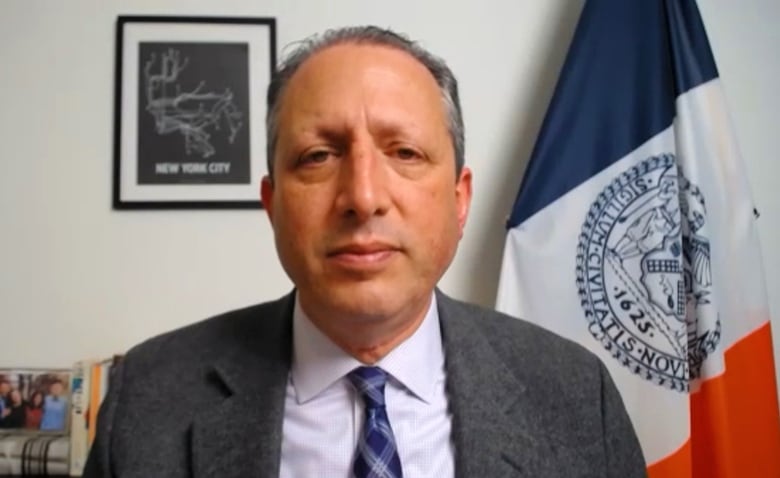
[0,369,71,433]
[113,16,276,209]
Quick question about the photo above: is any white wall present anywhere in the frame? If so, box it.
[1,1,778,392]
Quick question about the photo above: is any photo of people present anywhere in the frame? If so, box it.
[0,370,70,432]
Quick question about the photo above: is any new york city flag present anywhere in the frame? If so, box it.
[496,0,780,476]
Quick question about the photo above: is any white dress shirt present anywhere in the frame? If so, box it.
[279,294,455,477]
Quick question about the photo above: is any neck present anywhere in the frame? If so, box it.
[338,311,426,364]
[301,293,432,364]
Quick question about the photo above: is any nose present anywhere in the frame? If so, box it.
[335,139,391,221]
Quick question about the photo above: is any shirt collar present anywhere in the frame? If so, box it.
[291,293,444,405]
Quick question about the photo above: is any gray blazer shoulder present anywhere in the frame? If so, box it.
[436,292,646,477]
[84,296,295,478]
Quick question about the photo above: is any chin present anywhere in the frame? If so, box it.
[314,280,410,320]
[336,289,395,318]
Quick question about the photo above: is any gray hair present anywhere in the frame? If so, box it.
[265,25,465,179]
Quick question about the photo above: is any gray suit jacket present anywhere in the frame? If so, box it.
[84,291,646,477]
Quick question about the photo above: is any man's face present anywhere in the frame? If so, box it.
[262,43,471,329]
[9,390,21,405]
[0,383,9,396]
[49,382,63,397]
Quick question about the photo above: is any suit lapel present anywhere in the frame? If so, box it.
[190,294,294,478]
[186,290,568,477]
[438,292,562,478]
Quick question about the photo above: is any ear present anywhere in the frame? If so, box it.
[454,167,472,237]
[260,175,275,224]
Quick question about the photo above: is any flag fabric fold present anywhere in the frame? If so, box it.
[496,1,780,476]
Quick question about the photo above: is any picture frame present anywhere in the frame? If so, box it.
[113,16,276,209]
[0,368,72,434]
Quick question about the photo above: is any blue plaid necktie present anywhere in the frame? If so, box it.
[348,366,403,478]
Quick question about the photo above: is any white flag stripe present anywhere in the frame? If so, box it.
[498,125,693,463]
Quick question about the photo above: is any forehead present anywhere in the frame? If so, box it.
[292,42,437,84]
[277,43,447,126]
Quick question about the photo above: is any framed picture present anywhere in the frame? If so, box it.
[113,16,276,209]
[0,368,71,433]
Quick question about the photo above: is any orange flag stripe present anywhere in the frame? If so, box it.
[647,321,780,478]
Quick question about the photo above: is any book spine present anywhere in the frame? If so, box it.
[98,358,112,406]
[87,362,102,448]
[68,360,92,476]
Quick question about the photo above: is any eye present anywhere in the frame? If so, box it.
[392,146,423,161]
[299,149,335,166]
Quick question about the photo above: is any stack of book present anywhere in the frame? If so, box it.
[0,357,121,476]
[0,433,70,475]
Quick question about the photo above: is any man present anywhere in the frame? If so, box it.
[85,26,645,477]
[40,380,68,431]
[0,381,11,426]
[0,380,11,420]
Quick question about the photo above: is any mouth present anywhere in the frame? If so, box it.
[326,242,401,269]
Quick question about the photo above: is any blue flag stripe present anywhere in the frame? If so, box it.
[667,0,719,96]
[507,0,718,229]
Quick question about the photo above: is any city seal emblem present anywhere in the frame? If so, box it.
[576,153,721,392]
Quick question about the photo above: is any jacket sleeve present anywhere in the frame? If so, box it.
[82,360,126,478]
[600,361,648,478]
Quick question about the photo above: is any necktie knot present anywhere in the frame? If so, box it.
[348,366,388,409]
